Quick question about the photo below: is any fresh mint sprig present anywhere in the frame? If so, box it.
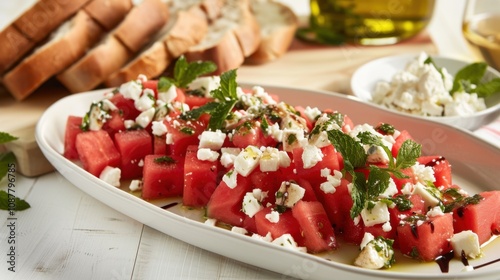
[158,55,217,91]
[179,69,239,131]
[328,128,421,218]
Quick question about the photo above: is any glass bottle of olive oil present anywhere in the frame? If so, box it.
[306,0,436,45]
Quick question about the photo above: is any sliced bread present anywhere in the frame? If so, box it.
[83,0,134,31]
[246,0,298,64]
[3,10,105,101]
[0,0,92,74]
[57,0,170,93]
[104,0,220,87]
[185,0,261,74]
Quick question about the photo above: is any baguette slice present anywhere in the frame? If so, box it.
[104,0,219,87]
[57,0,170,93]
[246,0,298,64]
[84,0,133,31]
[57,35,133,93]
[113,0,170,53]
[185,0,261,75]
[0,25,34,73]
[3,10,105,101]
[0,0,92,74]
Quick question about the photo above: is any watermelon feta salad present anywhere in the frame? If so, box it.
[63,56,500,271]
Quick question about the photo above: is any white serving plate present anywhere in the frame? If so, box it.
[350,54,500,131]
[36,84,500,279]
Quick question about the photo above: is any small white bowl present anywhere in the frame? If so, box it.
[350,54,500,130]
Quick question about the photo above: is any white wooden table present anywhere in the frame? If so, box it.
[0,0,483,279]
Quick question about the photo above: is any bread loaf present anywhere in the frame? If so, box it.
[84,0,134,31]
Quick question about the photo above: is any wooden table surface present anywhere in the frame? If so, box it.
[1,0,487,279]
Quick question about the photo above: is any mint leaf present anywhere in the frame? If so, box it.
[211,69,238,101]
[0,132,18,144]
[0,152,16,181]
[327,129,366,171]
[208,100,238,131]
[395,139,421,169]
[158,76,174,92]
[0,190,30,211]
[173,56,217,88]
[350,171,366,218]
[451,62,487,94]
[180,102,219,120]
[475,78,500,98]
[367,166,391,199]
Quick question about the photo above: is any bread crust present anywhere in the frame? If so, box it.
[13,0,92,41]
[4,10,105,100]
[57,36,132,93]
[105,41,172,87]
[84,0,133,30]
[114,0,170,53]
[0,25,35,73]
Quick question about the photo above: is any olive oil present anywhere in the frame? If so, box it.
[307,0,435,45]
[462,13,500,71]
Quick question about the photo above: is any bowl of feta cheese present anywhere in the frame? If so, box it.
[350,52,500,130]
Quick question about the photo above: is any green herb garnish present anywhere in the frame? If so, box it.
[158,55,217,91]
[154,156,176,164]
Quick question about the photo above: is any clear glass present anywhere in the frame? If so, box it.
[462,0,500,70]
[301,0,436,46]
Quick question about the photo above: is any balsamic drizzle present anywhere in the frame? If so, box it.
[435,249,500,273]
[161,202,179,209]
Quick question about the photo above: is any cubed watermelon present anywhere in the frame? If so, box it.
[75,130,121,177]
[292,200,337,253]
[142,154,184,200]
[397,213,453,261]
[292,144,341,188]
[183,145,219,207]
[255,207,305,247]
[64,115,83,160]
[114,130,152,179]
[452,191,500,245]
[417,156,453,190]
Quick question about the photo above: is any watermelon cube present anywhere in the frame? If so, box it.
[397,213,453,261]
[452,191,500,245]
[255,207,305,247]
[75,130,121,177]
[114,130,152,179]
[64,115,83,160]
[142,154,184,200]
[183,145,218,207]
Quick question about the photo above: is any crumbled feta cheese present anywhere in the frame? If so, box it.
[223,170,237,189]
[234,146,262,176]
[220,148,241,168]
[124,120,135,129]
[301,144,323,169]
[251,232,273,242]
[199,130,226,150]
[450,230,481,259]
[151,121,168,136]
[319,168,343,194]
[380,178,398,198]
[135,107,155,128]
[271,234,307,252]
[361,201,390,227]
[427,206,445,217]
[372,52,487,117]
[135,89,155,111]
[282,128,305,152]
[265,210,280,223]
[99,166,121,187]
[412,163,435,184]
[204,218,217,227]
[188,76,220,97]
[242,192,263,218]
[119,80,142,101]
[157,84,178,103]
[412,182,440,209]
[197,148,220,162]
[101,99,117,111]
[275,181,305,208]
[354,233,394,269]
[303,106,322,122]
[129,180,142,192]
[165,133,174,145]
[231,226,248,235]
[259,147,280,172]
